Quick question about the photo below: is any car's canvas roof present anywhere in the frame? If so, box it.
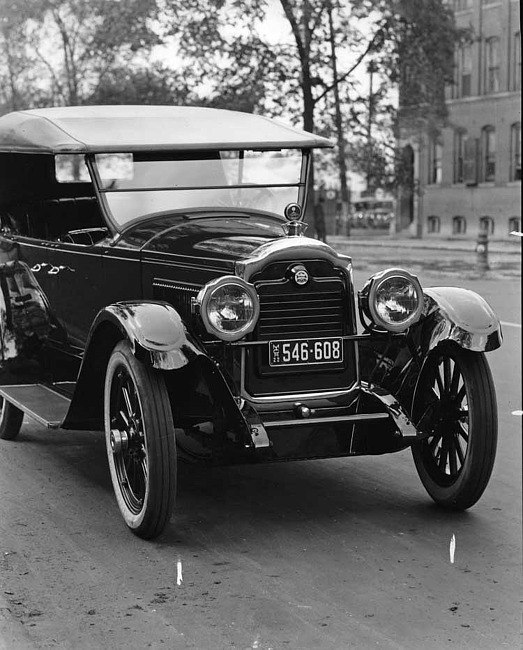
[0,105,333,154]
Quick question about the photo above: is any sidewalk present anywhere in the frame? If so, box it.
[328,233,522,255]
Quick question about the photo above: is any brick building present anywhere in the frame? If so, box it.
[397,0,521,239]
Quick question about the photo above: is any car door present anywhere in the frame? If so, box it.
[43,241,105,349]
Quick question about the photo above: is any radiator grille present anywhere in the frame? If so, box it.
[256,281,345,340]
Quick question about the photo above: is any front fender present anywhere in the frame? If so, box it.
[92,301,203,370]
[61,301,206,430]
[423,287,502,353]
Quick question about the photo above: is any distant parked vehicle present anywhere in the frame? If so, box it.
[0,106,501,539]
[351,198,394,229]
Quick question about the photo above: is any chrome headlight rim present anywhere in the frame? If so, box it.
[362,268,424,333]
[197,276,260,342]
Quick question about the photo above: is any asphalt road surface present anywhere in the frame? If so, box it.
[0,245,521,650]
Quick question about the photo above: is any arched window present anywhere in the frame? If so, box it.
[484,37,500,94]
[509,217,521,234]
[427,216,441,234]
[452,216,467,234]
[479,216,495,235]
[482,126,496,182]
[454,129,467,183]
[511,123,521,181]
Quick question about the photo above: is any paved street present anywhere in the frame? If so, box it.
[0,238,521,650]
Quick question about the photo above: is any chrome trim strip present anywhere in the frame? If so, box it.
[100,253,141,262]
[264,413,389,428]
[153,279,200,292]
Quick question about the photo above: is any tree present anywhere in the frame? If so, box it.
[0,1,43,111]
[164,0,279,114]
[362,0,469,133]
[0,0,161,109]
[88,64,194,106]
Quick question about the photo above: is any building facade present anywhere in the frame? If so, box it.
[399,0,520,239]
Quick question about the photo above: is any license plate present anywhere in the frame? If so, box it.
[269,337,343,367]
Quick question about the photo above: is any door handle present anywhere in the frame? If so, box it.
[48,265,75,275]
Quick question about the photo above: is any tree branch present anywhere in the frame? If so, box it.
[313,20,388,106]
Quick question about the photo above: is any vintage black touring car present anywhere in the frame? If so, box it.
[0,106,501,539]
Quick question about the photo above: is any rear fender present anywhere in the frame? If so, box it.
[0,258,54,383]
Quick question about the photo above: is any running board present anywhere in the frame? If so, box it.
[0,384,71,429]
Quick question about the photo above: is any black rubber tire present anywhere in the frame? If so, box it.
[104,341,177,539]
[0,397,24,440]
[412,343,497,510]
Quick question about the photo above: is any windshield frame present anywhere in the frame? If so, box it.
[86,149,311,235]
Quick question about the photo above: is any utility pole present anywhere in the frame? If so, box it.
[327,1,350,235]
[366,60,377,195]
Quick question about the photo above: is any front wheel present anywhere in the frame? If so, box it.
[0,397,24,440]
[412,344,497,510]
[104,341,177,539]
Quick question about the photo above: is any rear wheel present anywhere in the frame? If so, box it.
[0,398,24,440]
[412,344,497,510]
[104,341,176,539]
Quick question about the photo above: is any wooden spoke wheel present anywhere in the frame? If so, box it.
[104,342,176,539]
[412,344,497,510]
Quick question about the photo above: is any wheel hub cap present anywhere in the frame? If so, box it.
[110,428,129,453]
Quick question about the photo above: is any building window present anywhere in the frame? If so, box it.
[427,216,441,233]
[508,217,520,234]
[511,123,521,181]
[457,45,472,97]
[454,0,472,10]
[513,33,521,91]
[479,216,495,235]
[428,135,442,184]
[484,37,500,93]
[482,126,496,181]
[463,137,479,185]
[453,216,467,234]
[454,130,467,183]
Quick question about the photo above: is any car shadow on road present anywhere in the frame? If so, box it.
[13,425,479,549]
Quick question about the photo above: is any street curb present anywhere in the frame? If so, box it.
[0,596,35,650]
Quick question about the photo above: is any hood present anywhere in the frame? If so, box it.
[119,213,290,263]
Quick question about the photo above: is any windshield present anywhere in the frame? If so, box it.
[93,150,305,229]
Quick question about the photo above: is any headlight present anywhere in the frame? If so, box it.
[360,268,423,333]
[196,276,259,341]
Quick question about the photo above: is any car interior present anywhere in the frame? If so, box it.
[0,153,108,245]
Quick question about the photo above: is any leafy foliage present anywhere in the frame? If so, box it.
[88,64,194,106]
[0,0,161,110]
[0,0,468,197]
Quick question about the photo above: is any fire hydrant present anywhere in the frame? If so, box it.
[476,231,490,272]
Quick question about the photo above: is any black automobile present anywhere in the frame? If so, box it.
[0,106,502,539]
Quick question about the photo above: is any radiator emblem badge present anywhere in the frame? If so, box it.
[291,265,309,286]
